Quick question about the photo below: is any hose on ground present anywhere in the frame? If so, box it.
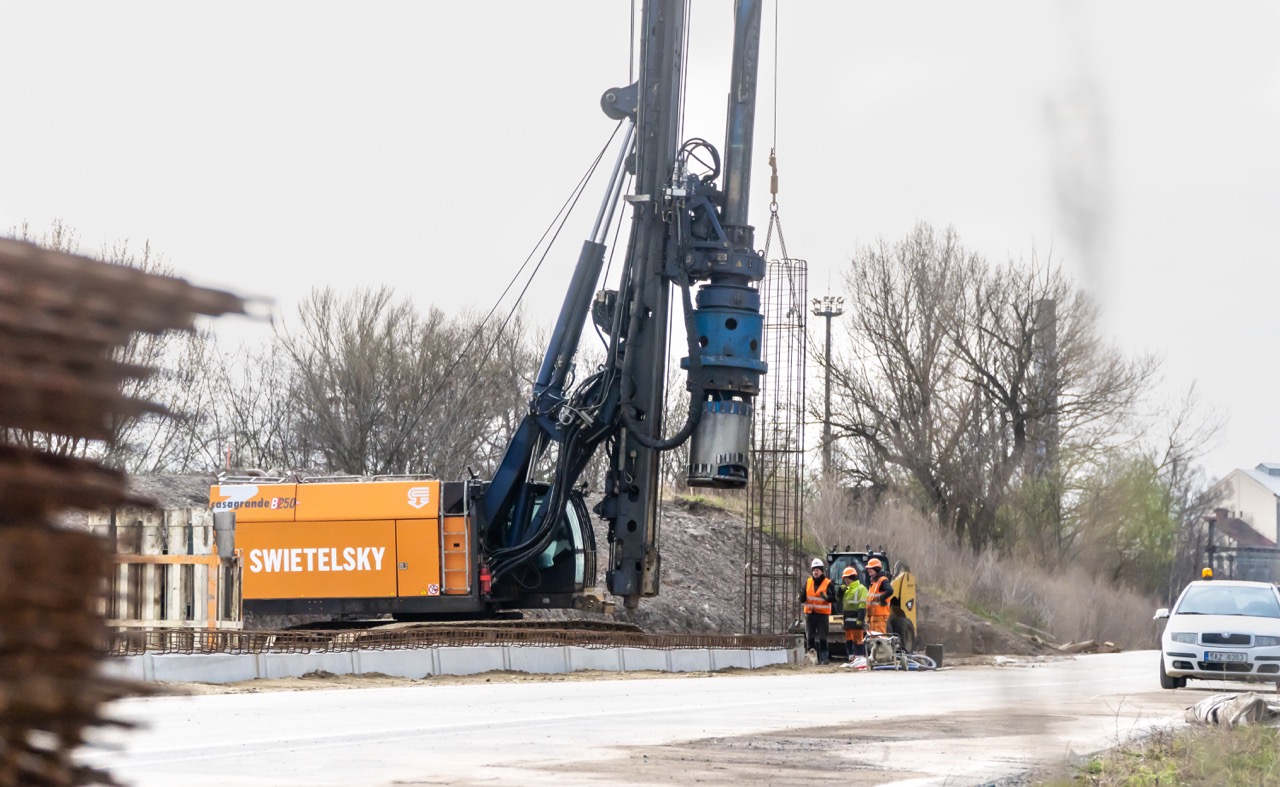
[868,654,937,671]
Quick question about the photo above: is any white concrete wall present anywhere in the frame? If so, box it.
[104,644,800,685]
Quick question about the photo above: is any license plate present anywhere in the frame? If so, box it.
[1205,651,1247,662]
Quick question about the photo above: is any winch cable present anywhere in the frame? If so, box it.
[678,0,691,142]
[435,123,628,423]
[384,122,623,466]
[756,0,807,356]
[761,0,789,269]
[426,123,621,418]
[480,129,641,577]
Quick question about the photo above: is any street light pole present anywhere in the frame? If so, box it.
[811,295,844,479]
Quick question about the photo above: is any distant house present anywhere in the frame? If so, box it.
[1204,507,1277,582]
[1217,463,1280,544]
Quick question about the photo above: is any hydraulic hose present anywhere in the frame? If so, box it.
[489,371,611,581]
[619,269,703,450]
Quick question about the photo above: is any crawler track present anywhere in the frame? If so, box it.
[108,620,796,656]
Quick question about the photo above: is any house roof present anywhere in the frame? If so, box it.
[1218,514,1277,548]
[1241,467,1280,498]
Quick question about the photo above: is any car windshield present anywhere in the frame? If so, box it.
[1175,585,1280,618]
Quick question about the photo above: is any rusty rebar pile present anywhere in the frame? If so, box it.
[108,624,797,656]
[0,238,245,785]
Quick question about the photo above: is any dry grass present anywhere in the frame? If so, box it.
[1041,724,1280,786]
[664,487,749,518]
[809,492,1162,649]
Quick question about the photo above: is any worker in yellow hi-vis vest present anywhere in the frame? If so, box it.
[840,565,868,658]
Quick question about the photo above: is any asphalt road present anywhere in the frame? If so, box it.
[81,651,1217,786]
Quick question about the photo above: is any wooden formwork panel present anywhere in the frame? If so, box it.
[98,507,240,631]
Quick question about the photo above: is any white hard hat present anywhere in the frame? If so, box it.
[810,558,824,569]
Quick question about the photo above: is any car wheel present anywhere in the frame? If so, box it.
[1159,656,1179,690]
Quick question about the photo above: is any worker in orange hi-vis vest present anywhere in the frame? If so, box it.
[865,558,893,637]
[799,558,834,664]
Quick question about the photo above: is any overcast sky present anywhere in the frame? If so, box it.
[2,1,1277,480]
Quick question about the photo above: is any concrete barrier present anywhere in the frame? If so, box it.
[108,643,800,685]
[507,646,569,674]
[259,651,355,680]
[354,649,436,679]
[667,649,714,673]
[566,647,623,672]
[619,648,668,672]
[751,648,791,668]
[710,649,752,671]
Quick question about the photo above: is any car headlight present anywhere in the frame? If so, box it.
[1170,632,1197,644]
[1254,636,1280,647]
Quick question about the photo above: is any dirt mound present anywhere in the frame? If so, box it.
[531,494,772,634]
[129,473,217,507]
[915,591,1053,657]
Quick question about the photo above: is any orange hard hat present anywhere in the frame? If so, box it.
[865,558,883,570]
[841,566,857,579]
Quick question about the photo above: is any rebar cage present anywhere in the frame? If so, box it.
[743,258,807,635]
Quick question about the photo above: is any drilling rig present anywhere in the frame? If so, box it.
[210,0,770,620]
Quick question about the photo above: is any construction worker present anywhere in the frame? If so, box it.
[865,558,893,637]
[800,558,833,664]
[840,565,868,658]
[1202,567,1214,581]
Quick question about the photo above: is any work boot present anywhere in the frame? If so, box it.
[818,642,830,665]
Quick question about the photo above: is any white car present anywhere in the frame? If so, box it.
[1156,579,1280,689]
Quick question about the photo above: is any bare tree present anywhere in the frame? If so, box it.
[1150,384,1225,598]
[825,223,1160,551]
[198,339,307,472]
[275,287,542,478]
[97,240,223,473]
[4,221,90,457]
[824,224,984,539]
[416,311,543,478]
[1068,417,1219,599]
[4,222,214,472]
[948,253,1158,549]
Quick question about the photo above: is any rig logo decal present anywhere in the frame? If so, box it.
[211,485,298,511]
[407,486,432,509]
[247,546,386,574]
